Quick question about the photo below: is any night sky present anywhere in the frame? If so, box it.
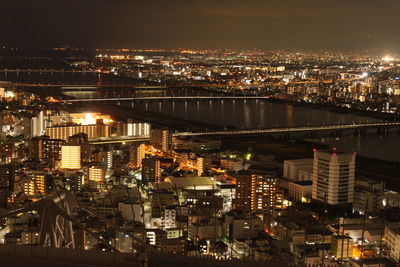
[1,0,400,51]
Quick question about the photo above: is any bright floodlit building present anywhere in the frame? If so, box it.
[88,166,105,183]
[61,145,81,169]
[45,124,110,140]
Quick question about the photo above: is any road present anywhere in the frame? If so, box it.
[67,96,272,102]
[173,122,400,137]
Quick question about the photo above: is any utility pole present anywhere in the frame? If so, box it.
[360,198,369,262]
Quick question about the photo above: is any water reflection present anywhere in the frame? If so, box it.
[313,132,400,162]
[286,105,294,127]
[63,88,400,161]
[244,100,251,128]
[131,99,377,129]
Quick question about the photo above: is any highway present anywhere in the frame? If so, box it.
[87,122,400,144]
[12,83,257,88]
[67,96,272,102]
[10,80,334,88]
[89,136,149,144]
[173,122,400,137]
[0,69,98,73]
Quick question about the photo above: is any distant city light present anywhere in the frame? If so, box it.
[70,112,114,125]
[4,43,400,264]
[382,56,395,62]
[5,91,14,98]
[84,113,96,125]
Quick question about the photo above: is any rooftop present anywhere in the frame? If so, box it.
[386,222,400,235]
[284,158,313,165]
[292,181,313,186]
[164,176,214,190]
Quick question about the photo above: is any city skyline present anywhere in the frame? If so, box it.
[2,0,400,52]
[1,2,400,265]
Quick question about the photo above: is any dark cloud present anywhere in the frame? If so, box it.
[1,0,399,51]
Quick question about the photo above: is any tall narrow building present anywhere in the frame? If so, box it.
[0,164,15,191]
[31,111,44,137]
[234,172,282,213]
[130,143,146,168]
[150,129,172,152]
[142,157,161,184]
[0,164,15,208]
[312,150,355,205]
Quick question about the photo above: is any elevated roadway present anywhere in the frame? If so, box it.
[87,122,400,144]
[173,122,400,137]
[67,96,272,102]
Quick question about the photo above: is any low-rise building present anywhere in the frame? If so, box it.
[220,158,243,172]
[288,180,312,202]
[223,212,263,240]
[283,158,313,181]
[353,177,384,215]
[330,235,352,259]
[385,223,400,260]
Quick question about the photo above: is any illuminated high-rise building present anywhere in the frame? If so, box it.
[33,173,46,196]
[142,157,161,184]
[29,135,65,162]
[126,119,150,137]
[312,150,355,205]
[197,157,212,176]
[234,172,282,213]
[61,146,81,169]
[103,151,113,170]
[130,144,146,168]
[23,180,36,196]
[150,129,172,152]
[45,123,110,140]
[31,111,44,137]
[23,172,46,197]
[88,166,105,183]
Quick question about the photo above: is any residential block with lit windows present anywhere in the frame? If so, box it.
[234,171,283,213]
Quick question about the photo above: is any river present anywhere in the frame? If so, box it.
[3,71,399,162]
[63,88,400,162]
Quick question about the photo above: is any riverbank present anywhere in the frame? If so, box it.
[200,87,400,121]
[67,102,223,131]
[268,98,399,122]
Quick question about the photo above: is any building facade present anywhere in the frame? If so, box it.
[312,150,355,205]
[150,129,172,152]
[45,124,110,140]
[235,173,282,213]
[61,145,81,169]
[142,157,161,184]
